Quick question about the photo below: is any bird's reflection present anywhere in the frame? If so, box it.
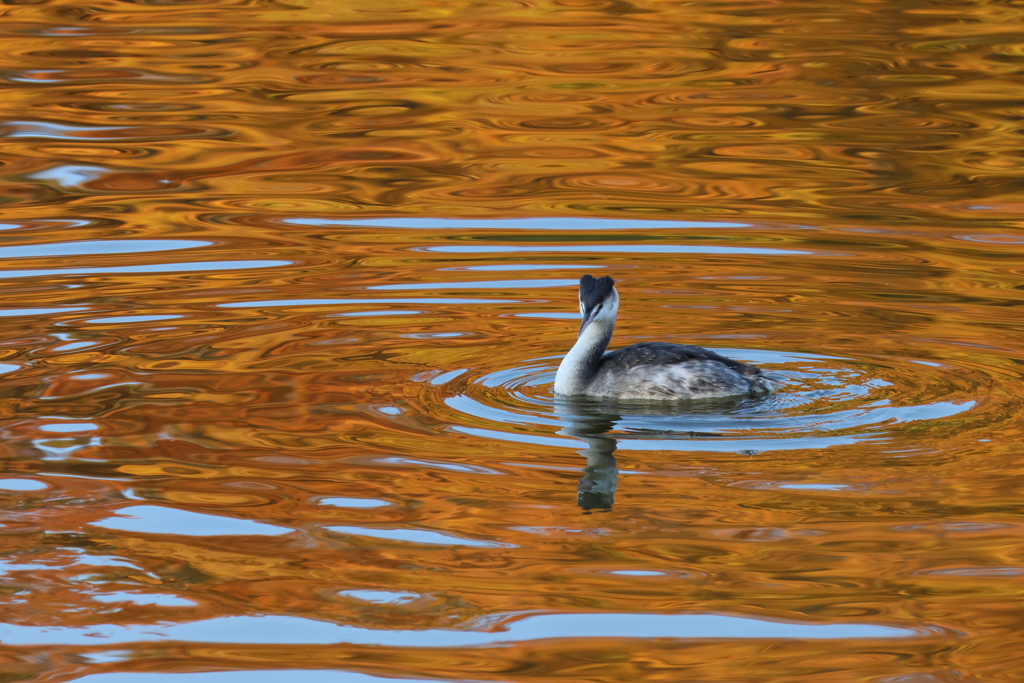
[555,399,619,512]
[554,396,731,513]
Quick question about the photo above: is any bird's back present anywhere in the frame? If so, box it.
[588,342,768,400]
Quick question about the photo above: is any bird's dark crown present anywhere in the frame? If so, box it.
[579,274,615,307]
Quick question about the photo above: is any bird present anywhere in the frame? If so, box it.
[553,275,771,401]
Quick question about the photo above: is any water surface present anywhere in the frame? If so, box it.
[2,0,1024,681]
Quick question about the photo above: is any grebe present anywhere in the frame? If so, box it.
[553,275,771,401]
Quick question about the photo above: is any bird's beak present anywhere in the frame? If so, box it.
[579,307,599,337]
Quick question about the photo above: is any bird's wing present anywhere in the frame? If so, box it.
[600,342,762,377]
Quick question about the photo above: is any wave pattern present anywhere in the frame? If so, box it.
[3,1,1024,682]
[2,0,1024,220]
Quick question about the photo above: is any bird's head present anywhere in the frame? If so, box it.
[578,274,618,337]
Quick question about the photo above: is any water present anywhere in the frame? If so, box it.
[2,0,1024,681]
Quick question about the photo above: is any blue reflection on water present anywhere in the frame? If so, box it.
[369,278,577,290]
[84,315,181,324]
[75,672,445,683]
[779,483,852,491]
[452,264,597,271]
[430,369,468,385]
[426,245,809,255]
[90,505,291,537]
[284,217,751,230]
[339,590,422,604]
[0,240,208,259]
[3,120,138,139]
[325,526,513,548]
[38,422,98,433]
[0,260,292,279]
[0,307,89,317]
[452,424,864,451]
[0,479,48,491]
[220,298,520,308]
[0,611,922,647]
[319,497,390,509]
[92,592,197,607]
[29,164,108,187]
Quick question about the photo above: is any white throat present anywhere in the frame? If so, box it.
[552,290,614,395]
[554,316,616,395]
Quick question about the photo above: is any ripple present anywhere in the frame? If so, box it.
[956,234,1024,245]
[416,345,987,458]
[555,174,683,192]
[3,5,1024,679]
[921,566,1024,577]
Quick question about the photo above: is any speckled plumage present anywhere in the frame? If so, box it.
[587,343,769,400]
[553,277,771,401]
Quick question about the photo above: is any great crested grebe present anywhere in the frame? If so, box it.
[553,275,771,401]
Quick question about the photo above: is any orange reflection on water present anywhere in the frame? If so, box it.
[3,0,1024,681]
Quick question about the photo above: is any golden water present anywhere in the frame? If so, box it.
[2,0,1024,681]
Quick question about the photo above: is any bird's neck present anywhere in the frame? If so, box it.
[554,320,615,395]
